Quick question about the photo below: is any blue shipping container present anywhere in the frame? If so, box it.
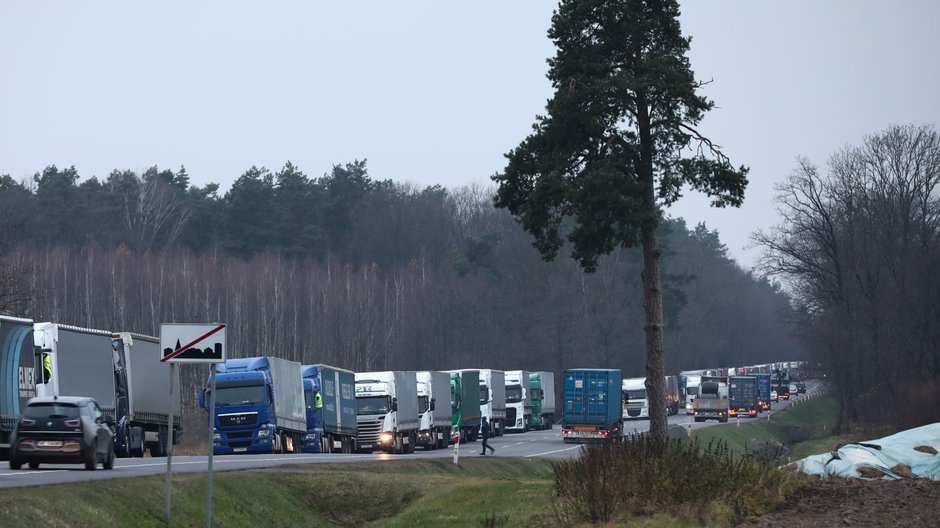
[563,369,622,427]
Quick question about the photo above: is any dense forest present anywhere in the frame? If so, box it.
[0,160,798,418]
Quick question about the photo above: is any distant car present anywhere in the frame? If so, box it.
[770,390,778,402]
[8,396,115,471]
[794,382,807,394]
[776,386,790,400]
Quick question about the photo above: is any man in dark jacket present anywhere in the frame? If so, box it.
[480,416,495,455]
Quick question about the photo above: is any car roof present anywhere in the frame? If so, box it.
[26,396,96,406]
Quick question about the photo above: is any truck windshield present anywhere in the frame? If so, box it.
[479,384,489,405]
[687,386,699,397]
[418,395,430,413]
[624,389,647,401]
[356,396,390,416]
[215,383,265,406]
[506,385,522,403]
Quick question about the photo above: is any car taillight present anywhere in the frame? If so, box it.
[64,418,81,428]
[19,417,35,426]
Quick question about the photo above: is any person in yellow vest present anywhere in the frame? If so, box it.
[315,391,323,410]
[42,352,53,384]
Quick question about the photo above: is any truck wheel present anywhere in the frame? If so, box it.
[149,427,167,457]
[393,434,403,454]
[29,461,39,469]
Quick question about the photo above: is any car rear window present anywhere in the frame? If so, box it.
[24,403,81,419]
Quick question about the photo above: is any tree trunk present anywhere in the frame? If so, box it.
[641,222,667,443]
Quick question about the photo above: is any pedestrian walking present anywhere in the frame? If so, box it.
[480,416,495,455]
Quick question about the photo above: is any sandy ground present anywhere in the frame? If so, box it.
[737,477,940,528]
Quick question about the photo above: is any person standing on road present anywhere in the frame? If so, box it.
[480,416,495,455]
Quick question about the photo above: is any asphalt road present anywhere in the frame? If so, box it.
[0,381,821,489]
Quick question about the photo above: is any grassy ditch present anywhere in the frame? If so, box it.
[0,458,555,528]
[691,394,858,462]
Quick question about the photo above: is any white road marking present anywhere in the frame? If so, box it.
[524,446,580,457]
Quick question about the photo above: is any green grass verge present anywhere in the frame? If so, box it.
[0,458,555,528]
[691,394,855,461]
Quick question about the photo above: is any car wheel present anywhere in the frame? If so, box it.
[85,441,98,471]
[9,459,22,470]
[103,442,115,470]
[28,461,39,470]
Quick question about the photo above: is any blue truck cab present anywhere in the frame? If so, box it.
[201,356,305,455]
[302,366,322,453]
[301,364,358,454]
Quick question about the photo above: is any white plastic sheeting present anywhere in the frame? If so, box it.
[793,423,940,480]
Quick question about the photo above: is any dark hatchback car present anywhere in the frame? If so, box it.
[9,396,115,471]
[794,382,807,394]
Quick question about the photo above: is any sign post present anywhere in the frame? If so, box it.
[165,362,175,523]
[160,323,226,528]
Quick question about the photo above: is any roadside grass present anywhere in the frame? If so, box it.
[691,394,854,461]
[0,458,555,528]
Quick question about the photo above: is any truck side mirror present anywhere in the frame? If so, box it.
[391,398,398,412]
[199,389,207,409]
[430,398,436,411]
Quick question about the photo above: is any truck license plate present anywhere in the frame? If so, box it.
[233,447,247,452]
[38,440,62,448]
[361,444,372,449]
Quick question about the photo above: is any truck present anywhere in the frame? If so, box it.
[416,370,450,450]
[203,356,306,455]
[728,375,759,418]
[446,369,482,443]
[754,373,772,411]
[680,370,703,415]
[692,375,729,423]
[561,368,622,442]
[301,364,357,453]
[478,369,506,436]
[355,371,419,454]
[504,370,531,433]
[528,371,556,430]
[665,375,680,415]
[621,377,648,419]
[621,375,680,420]
[34,323,181,458]
[1,316,36,460]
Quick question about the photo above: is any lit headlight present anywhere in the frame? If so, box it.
[379,432,393,444]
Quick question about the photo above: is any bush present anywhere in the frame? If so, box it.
[551,435,795,524]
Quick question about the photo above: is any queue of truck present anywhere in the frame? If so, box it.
[5,313,810,458]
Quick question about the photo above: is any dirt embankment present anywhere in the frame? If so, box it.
[738,477,940,528]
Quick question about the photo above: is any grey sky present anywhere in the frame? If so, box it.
[2,1,938,268]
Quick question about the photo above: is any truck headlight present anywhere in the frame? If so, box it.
[213,430,221,441]
[305,434,318,441]
[379,432,393,444]
[257,427,272,438]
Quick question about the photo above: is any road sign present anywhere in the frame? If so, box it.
[160,323,226,363]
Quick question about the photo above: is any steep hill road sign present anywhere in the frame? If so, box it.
[160,323,226,363]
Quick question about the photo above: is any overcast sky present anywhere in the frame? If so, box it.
[2,1,938,268]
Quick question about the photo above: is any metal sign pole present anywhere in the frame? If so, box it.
[165,362,175,523]
[206,367,217,528]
